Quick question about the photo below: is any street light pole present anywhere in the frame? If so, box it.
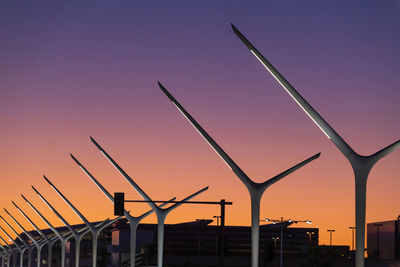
[374,224,383,257]
[306,232,315,245]
[213,216,221,226]
[349,227,356,251]
[262,217,311,267]
[327,230,335,246]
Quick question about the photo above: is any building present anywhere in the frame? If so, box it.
[367,217,400,260]
[110,219,319,266]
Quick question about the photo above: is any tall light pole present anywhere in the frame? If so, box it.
[158,82,320,267]
[0,225,25,267]
[0,235,12,267]
[0,242,10,267]
[70,153,174,267]
[39,177,121,267]
[12,201,59,267]
[263,217,311,267]
[349,226,356,251]
[90,137,209,267]
[231,24,400,267]
[21,194,74,267]
[213,216,221,226]
[374,223,383,257]
[0,218,28,267]
[3,208,44,267]
[306,232,315,245]
[327,229,335,246]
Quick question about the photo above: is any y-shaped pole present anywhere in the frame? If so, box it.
[42,176,122,267]
[0,243,10,267]
[21,194,74,267]
[3,208,44,267]
[231,24,400,267]
[12,201,60,267]
[0,226,25,267]
[70,153,175,267]
[30,185,109,267]
[0,218,28,267]
[157,82,320,267]
[90,137,209,267]
[0,239,12,267]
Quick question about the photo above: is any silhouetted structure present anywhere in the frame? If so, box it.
[111,219,319,266]
[367,218,400,260]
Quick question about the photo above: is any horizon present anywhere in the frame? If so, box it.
[1,1,399,249]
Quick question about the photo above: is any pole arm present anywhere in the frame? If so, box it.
[165,186,209,213]
[70,154,115,202]
[262,152,320,189]
[231,24,355,158]
[70,153,176,218]
[0,226,22,249]
[3,209,38,246]
[43,175,91,227]
[0,236,12,250]
[0,215,26,245]
[158,81,253,187]
[12,201,47,240]
[370,140,400,163]
[31,185,78,234]
[90,137,157,210]
[21,194,62,239]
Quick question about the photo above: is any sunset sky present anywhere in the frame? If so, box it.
[1,1,399,248]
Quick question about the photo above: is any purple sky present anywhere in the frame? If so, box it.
[1,1,399,246]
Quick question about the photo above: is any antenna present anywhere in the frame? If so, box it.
[231,23,400,267]
[157,81,320,267]
[71,153,175,267]
[90,137,209,267]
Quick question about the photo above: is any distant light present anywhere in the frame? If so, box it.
[273,222,276,224]
[306,220,312,224]
[265,218,269,222]
[288,219,292,223]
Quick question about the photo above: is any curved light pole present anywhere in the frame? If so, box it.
[41,176,122,267]
[0,236,12,267]
[3,208,45,267]
[0,239,12,267]
[231,24,400,267]
[0,226,25,267]
[21,194,73,267]
[12,201,59,267]
[157,82,320,267]
[70,153,175,267]
[31,185,107,267]
[0,242,10,267]
[0,218,29,267]
[90,137,209,267]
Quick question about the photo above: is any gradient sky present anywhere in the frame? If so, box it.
[1,1,399,248]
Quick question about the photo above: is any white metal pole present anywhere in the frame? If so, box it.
[158,82,320,267]
[231,24,400,267]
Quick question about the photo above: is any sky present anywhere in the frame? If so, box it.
[1,1,400,248]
